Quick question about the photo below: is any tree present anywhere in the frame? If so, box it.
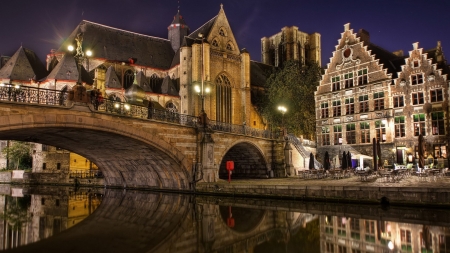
[1,141,32,170]
[261,60,322,139]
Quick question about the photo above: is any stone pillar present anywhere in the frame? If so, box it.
[199,131,216,183]
[284,140,294,176]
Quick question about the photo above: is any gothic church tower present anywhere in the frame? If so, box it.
[168,11,190,52]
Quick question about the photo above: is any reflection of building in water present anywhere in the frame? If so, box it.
[320,215,450,253]
[0,191,101,250]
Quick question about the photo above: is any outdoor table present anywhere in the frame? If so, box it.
[356,170,371,181]
[379,170,392,182]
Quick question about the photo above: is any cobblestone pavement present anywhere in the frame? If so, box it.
[207,174,450,189]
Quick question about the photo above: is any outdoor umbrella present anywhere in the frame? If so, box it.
[324,151,331,171]
[342,151,347,170]
[309,152,315,170]
[347,151,352,169]
[418,134,425,170]
[377,139,383,169]
[333,155,340,169]
[373,138,378,171]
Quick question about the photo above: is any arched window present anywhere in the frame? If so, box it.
[166,102,178,113]
[212,39,219,47]
[150,74,160,92]
[226,42,233,51]
[219,28,226,36]
[215,74,232,123]
[124,69,134,89]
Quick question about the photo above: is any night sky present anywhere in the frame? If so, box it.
[1,0,450,67]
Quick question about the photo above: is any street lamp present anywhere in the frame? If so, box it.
[194,33,210,128]
[278,105,287,137]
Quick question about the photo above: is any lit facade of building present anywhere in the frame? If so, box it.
[315,23,449,167]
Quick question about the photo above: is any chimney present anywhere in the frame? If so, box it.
[357,29,370,46]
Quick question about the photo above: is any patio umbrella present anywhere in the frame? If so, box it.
[377,139,383,169]
[373,138,378,171]
[333,155,340,169]
[309,152,315,170]
[342,151,348,170]
[347,151,352,169]
[418,134,425,170]
[324,151,331,171]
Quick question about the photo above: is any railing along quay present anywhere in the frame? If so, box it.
[0,85,277,139]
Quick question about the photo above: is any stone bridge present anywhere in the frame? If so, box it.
[0,86,288,190]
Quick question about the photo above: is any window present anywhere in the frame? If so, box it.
[321,103,329,118]
[358,69,368,85]
[359,95,369,113]
[393,95,404,107]
[434,144,447,158]
[41,198,45,205]
[332,76,340,91]
[166,102,178,113]
[212,39,219,47]
[219,28,226,36]
[375,120,386,142]
[431,89,443,102]
[326,243,334,253]
[432,111,445,135]
[338,246,347,253]
[346,124,356,144]
[350,218,361,240]
[124,69,135,89]
[365,220,376,242]
[345,98,354,115]
[395,116,406,137]
[360,122,370,143]
[333,100,341,117]
[56,199,59,206]
[226,43,233,51]
[413,114,426,136]
[337,217,346,237]
[413,60,419,68]
[322,127,330,146]
[57,163,61,170]
[43,163,46,170]
[412,92,424,105]
[334,125,342,145]
[374,92,384,110]
[411,73,424,85]
[344,72,353,88]
[42,144,49,151]
[401,229,412,252]
[216,74,232,123]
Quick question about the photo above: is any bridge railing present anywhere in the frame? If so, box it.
[0,85,278,139]
[0,84,67,105]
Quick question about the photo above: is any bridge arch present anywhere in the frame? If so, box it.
[0,103,193,190]
[218,141,269,179]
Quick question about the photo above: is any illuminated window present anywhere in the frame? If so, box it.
[373,92,384,110]
[359,95,369,113]
[216,74,232,123]
[434,144,447,158]
[360,122,370,144]
[321,102,329,118]
[430,89,443,102]
[393,95,404,107]
[401,229,412,252]
[344,72,353,88]
[395,116,406,137]
[333,100,341,117]
[412,92,424,105]
[411,73,424,85]
[334,125,342,145]
[322,127,330,146]
[345,98,354,115]
[375,120,386,142]
[432,111,445,135]
[365,220,376,243]
[346,124,356,144]
[357,69,368,85]
[332,76,340,91]
[413,114,426,136]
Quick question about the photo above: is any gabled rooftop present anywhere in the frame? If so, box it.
[0,47,47,81]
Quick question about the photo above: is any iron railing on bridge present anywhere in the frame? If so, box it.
[0,85,276,139]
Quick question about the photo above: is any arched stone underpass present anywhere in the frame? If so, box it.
[0,127,189,190]
[218,142,268,179]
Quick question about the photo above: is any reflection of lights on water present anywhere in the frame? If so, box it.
[388,241,394,250]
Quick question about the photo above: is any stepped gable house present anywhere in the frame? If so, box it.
[315,23,450,167]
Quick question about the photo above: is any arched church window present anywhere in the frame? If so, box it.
[124,69,134,89]
[219,28,226,36]
[215,74,232,123]
[212,39,219,47]
[226,42,233,51]
[150,74,160,92]
[166,102,178,113]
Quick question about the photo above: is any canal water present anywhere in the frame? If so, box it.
[1,186,450,253]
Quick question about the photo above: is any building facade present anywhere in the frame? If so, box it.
[261,26,321,67]
[315,23,449,168]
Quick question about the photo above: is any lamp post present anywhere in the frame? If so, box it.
[194,33,210,128]
[278,105,287,136]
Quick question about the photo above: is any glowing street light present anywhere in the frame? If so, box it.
[195,33,210,128]
[278,105,287,136]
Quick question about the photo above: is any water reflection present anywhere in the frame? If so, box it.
[0,186,450,253]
